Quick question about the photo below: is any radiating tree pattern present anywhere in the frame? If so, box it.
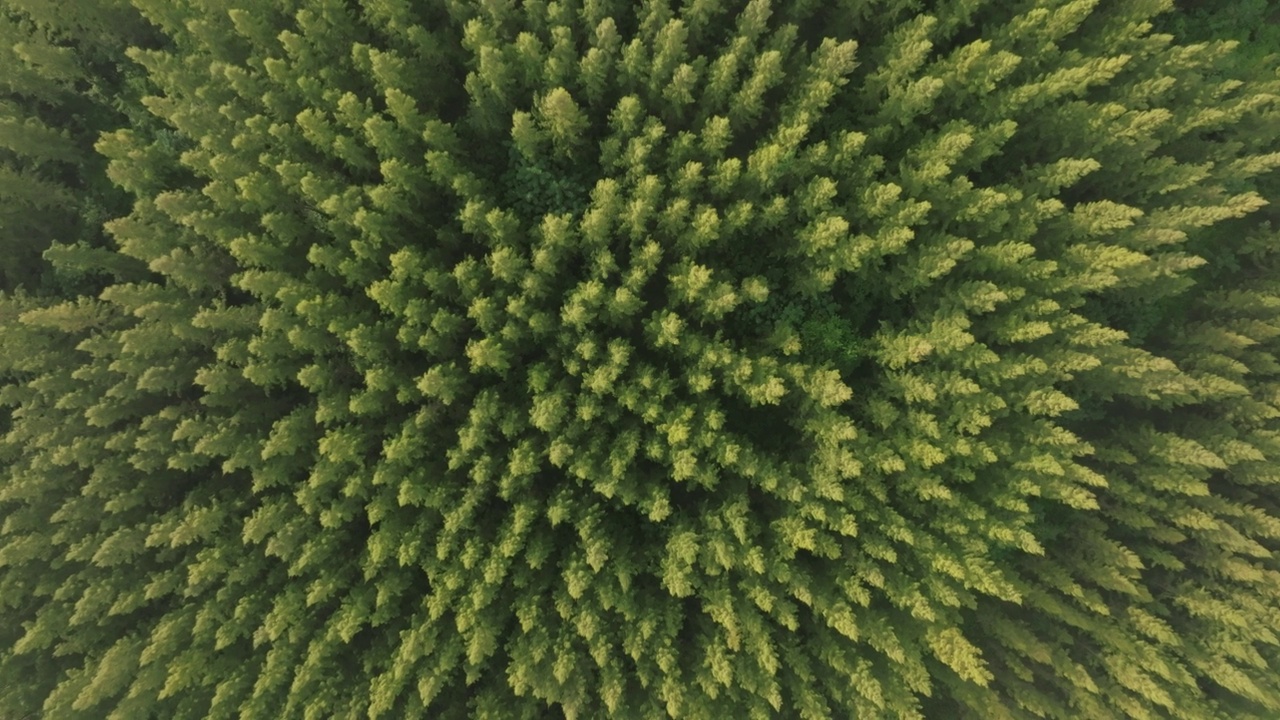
[1,0,1278,718]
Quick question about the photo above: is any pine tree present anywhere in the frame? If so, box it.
[1,0,1278,718]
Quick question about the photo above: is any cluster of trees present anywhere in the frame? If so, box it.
[1,0,1277,718]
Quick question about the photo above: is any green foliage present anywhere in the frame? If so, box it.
[1,0,1279,719]
[1156,0,1280,71]
[734,285,879,376]
[497,140,595,221]
[0,0,155,295]
[1176,0,1272,32]
[794,298,871,368]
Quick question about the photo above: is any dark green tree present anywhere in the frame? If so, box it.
[0,0,156,294]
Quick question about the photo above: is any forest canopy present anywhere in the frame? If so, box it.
[1,0,1278,718]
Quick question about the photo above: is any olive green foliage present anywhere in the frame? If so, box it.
[499,140,596,220]
[0,0,156,294]
[1159,0,1280,72]
[1,1,1279,719]
[735,284,882,375]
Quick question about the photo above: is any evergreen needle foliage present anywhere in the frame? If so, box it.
[1,0,1279,718]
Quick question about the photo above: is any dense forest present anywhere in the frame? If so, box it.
[1,0,1278,718]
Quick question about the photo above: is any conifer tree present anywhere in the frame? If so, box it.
[0,0,154,294]
[1,0,1278,718]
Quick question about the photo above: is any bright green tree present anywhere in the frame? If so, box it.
[1,1,1278,718]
